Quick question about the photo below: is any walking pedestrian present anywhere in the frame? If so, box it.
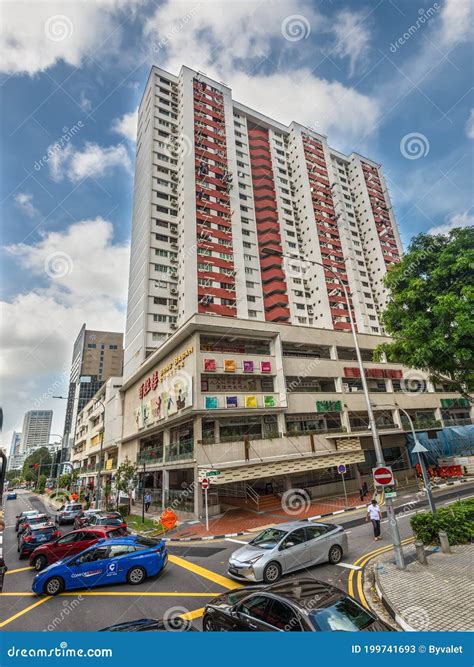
[365,499,382,541]
[144,492,152,513]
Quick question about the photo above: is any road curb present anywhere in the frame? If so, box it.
[374,566,416,632]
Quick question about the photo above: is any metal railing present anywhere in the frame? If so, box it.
[137,450,164,464]
[166,439,194,462]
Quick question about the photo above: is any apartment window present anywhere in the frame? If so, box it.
[155,264,168,272]
[153,314,167,322]
[154,297,167,305]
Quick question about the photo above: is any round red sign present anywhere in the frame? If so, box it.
[201,478,209,490]
[373,466,394,486]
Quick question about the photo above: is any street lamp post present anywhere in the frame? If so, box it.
[94,399,106,510]
[262,248,406,569]
[375,403,436,515]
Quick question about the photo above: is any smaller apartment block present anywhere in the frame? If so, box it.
[117,314,472,519]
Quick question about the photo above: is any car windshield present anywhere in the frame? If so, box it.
[32,526,56,536]
[98,517,123,525]
[249,528,287,549]
[309,598,375,631]
[29,516,47,524]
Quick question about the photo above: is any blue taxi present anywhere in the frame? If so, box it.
[32,535,167,596]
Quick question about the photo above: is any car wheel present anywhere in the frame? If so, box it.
[203,615,216,632]
[263,561,282,584]
[328,545,343,564]
[44,576,64,596]
[33,555,47,571]
[126,566,146,585]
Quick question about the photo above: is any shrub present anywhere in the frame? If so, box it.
[410,499,474,545]
[117,503,130,518]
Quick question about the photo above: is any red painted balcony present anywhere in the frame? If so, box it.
[261,267,286,282]
[263,281,288,296]
[265,294,289,310]
[257,231,282,246]
[199,302,237,317]
[259,253,283,270]
[265,306,290,322]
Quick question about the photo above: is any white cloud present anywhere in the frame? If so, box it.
[49,141,131,182]
[112,107,139,142]
[439,0,473,47]
[14,192,38,218]
[143,0,379,150]
[427,210,474,236]
[465,109,474,139]
[0,1,126,75]
[1,218,129,440]
[329,10,371,77]
[79,91,92,112]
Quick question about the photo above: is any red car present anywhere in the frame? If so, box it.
[29,526,127,571]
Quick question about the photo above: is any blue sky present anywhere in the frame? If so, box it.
[0,0,472,452]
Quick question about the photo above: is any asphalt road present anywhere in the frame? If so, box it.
[0,484,472,632]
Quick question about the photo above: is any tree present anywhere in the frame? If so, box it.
[114,457,138,511]
[5,469,22,482]
[22,447,52,483]
[375,228,474,401]
[37,474,47,493]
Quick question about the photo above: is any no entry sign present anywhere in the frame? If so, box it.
[201,478,209,490]
[372,466,394,486]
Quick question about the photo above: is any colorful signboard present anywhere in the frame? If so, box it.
[243,360,254,373]
[316,400,342,413]
[245,395,258,408]
[224,359,236,372]
[226,396,238,408]
[260,361,271,373]
[264,395,276,408]
[205,396,219,410]
[203,358,217,372]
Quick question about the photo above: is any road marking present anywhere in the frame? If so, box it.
[225,538,249,544]
[5,566,34,575]
[181,607,206,621]
[348,537,415,608]
[335,562,362,570]
[168,554,242,590]
[0,596,51,628]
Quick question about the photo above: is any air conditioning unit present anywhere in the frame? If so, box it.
[170,258,178,264]
[170,242,178,249]
[169,305,178,312]
[170,322,178,329]
[170,288,178,295]
[170,272,178,280]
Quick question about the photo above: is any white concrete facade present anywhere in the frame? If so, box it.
[124,65,403,379]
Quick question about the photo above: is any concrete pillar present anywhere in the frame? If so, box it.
[439,531,451,554]
[282,475,292,491]
[277,412,286,435]
[415,541,427,565]
[330,345,338,360]
[162,468,169,508]
[194,466,202,519]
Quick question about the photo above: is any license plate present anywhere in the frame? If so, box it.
[37,536,47,541]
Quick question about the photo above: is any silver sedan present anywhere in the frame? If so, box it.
[228,521,348,584]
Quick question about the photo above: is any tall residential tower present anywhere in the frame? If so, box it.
[124,66,402,378]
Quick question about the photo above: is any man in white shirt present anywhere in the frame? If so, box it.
[365,499,382,540]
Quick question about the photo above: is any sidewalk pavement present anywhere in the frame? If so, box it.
[373,543,474,631]
[168,490,371,539]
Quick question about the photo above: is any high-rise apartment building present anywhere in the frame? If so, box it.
[20,411,52,452]
[61,324,124,462]
[124,65,403,378]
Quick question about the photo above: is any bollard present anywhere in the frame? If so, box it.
[439,530,451,553]
[415,540,428,565]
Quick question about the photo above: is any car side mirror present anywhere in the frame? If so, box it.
[282,541,295,550]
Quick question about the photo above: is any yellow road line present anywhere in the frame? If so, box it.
[5,566,33,575]
[348,538,415,607]
[0,591,221,597]
[181,607,206,621]
[0,596,51,628]
[168,554,242,590]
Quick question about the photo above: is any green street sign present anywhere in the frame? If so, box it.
[385,491,397,498]
[205,470,221,476]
